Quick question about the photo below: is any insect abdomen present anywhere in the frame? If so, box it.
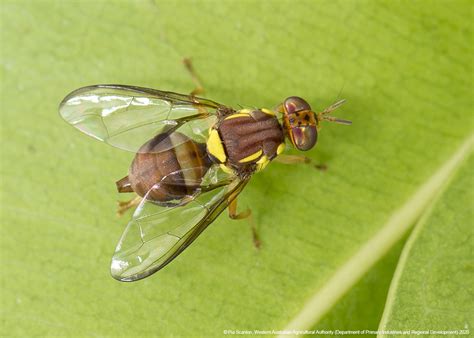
[121,132,212,202]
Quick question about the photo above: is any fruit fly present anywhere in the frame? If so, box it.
[59,70,351,282]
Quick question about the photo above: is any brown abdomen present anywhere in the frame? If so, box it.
[124,132,211,202]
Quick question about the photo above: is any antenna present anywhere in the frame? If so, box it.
[321,115,353,125]
[318,99,352,125]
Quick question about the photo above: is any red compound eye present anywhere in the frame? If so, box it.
[284,96,311,114]
[290,125,317,151]
[283,97,317,151]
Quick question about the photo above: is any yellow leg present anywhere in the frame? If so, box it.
[274,154,311,164]
[117,196,142,216]
[228,198,261,249]
[274,154,327,171]
[183,58,205,97]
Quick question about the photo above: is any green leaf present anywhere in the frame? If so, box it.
[282,135,473,335]
[1,0,472,336]
[314,236,408,335]
[378,154,473,336]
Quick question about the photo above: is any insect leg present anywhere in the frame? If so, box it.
[183,58,205,97]
[228,198,261,249]
[117,196,142,216]
[274,154,311,164]
[274,154,327,171]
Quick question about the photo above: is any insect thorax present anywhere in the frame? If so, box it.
[206,108,285,176]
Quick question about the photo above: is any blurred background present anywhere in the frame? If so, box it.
[1,0,472,336]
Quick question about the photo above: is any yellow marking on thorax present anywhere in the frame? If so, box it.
[224,110,251,120]
[238,109,252,114]
[239,149,263,163]
[277,143,286,155]
[219,164,234,174]
[207,129,227,163]
[255,155,270,172]
[261,108,275,116]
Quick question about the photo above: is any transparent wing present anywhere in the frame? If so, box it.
[59,84,224,152]
[111,167,250,282]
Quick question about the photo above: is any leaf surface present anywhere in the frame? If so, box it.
[378,154,473,336]
[1,0,472,336]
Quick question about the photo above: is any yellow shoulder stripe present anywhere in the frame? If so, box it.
[224,111,251,120]
[261,108,275,116]
[207,129,227,163]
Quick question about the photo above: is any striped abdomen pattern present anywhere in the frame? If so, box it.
[127,132,211,202]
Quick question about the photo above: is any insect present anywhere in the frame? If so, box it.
[59,68,351,282]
